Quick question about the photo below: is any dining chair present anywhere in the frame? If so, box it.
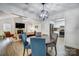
[30,37,46,56]
[21,32,31,56]
[46,33,58,56]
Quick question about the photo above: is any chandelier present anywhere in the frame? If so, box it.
[39,3,48,21]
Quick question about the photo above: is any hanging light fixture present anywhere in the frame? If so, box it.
[39,3,48,21]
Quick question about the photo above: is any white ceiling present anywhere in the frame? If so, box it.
[0,3,79,21]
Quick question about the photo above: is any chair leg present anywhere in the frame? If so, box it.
[46,47,48,52]
[23,48,25,56]
[55,46,57,56]
[26,49,28,55]
[51,46,53,51]
[51,46,53,53]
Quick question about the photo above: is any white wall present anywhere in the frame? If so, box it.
[41,20,55,36]
[23,19,42,33]
[65,8,79,49]
[0,17,14,33]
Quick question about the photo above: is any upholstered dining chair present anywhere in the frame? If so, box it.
[21,32,31,56]
[46,33,58,56]
[30,37,46,56]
